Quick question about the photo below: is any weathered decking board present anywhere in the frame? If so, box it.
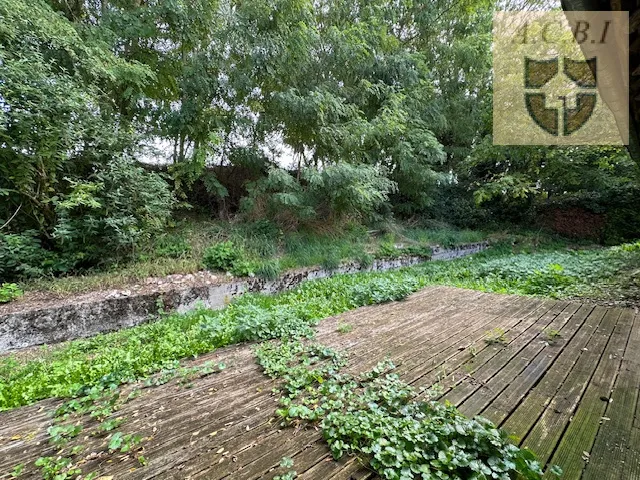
[0,286,638,479]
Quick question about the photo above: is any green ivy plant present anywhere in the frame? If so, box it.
[255,340,561,480]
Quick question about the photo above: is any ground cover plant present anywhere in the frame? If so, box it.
[3,241,640,477]
[255,340,560,479]
[0,283,22,303]
[4,240,640,410]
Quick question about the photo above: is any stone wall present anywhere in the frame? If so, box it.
[0,242,487,353]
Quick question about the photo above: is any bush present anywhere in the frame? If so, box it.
[53,158,176,263]
[0,283,23,303]
[0,230,66,280]
[202,241,242,271]
[242,164,397,229]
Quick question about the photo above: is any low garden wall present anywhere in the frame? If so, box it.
[0,242,487,353]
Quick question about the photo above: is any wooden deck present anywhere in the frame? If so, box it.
[1,286,639,479]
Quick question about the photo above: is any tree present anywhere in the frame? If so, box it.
[0,0,152,235]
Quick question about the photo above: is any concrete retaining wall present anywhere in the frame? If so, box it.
[0,242,487,353]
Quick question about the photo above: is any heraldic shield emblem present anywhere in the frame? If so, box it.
[524,57,597,137]
[492,11,628,146]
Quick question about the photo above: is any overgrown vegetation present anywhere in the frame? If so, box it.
[13,219,483,296]
[27,359,225,479]
[3,240,639,411]
[0,283,22,303]
[1,0,640,476]
[255,340,561,479]
[3,240,640,477]
[2,0,639,293]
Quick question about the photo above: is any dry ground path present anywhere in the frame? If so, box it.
[1,286,638,479]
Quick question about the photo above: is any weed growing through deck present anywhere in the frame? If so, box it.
[3,241,640,477]
[34,456,80,480]
[543,328,562,344]
[337,322,353,334]
[16,361,225,479]
[273,457,296,479]
[255,339,560,480]
[484,327,508,346]
[9,464,24,478]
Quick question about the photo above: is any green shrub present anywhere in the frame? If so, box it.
[229,259,258,277]
[243,164,397,228]
[0,283,23,303]
[0,231,48,280]
[202,241,243,272]
[621,241,640,252]
[53,158,176,263]
[0,230,72,280]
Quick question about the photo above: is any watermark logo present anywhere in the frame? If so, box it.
[493,11,628,146]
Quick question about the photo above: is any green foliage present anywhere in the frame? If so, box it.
[376,241,400,259]
[34,456,80,480]
[376,242,433,260]
[0,0,151,235]
[2,241,638,411]
[10,463,24,478]
[337,322,353,334]
[621,241,640,252]
[53,158,176,263]
[402,223,484,248]
[0,231,61,280]
[466,143,640,240]
[0,265,425,409]
[356,252,374,268]
[154,235,192,259]
[202,241,247,273]
[255,260,282,280]
[47,424,83,447]
[543,328,562,344]
[108,432,143,453]
[0,283,23,303]
[274,472,297,480]
[255,340,555,480]
[20,357,224,479]
[1,160,176,280]
[320,251,342,271]
[484,328,508,346]
[244,165,397,228]
[351,278,417,305]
